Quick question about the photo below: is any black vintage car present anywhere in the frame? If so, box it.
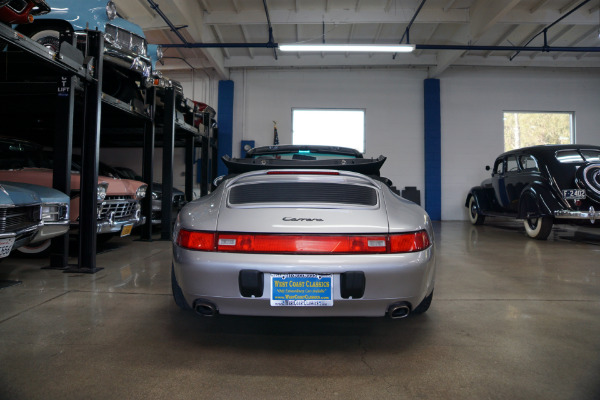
[466,145,600,240]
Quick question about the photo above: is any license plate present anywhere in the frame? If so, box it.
[271,274,333,306]
[563,189,586,200]
[0,237,15,258]
[120,224,133,237]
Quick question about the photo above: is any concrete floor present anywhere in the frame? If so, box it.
[0,221,599,400]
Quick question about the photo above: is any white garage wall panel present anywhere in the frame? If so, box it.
[230,68,429,205]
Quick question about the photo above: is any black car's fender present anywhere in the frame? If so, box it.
[517,183,563,219]
[465,187,493,214]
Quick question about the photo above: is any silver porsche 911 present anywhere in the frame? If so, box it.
[172,145,435,319]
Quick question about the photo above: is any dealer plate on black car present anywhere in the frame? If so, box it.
[271,274,333,306]
[563,189,586,200]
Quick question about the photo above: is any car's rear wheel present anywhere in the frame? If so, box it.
[468,196,485,225]
[172,265,191,311]
[524,216,553,240]
[412,290,433,315]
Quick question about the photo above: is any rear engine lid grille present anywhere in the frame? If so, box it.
[229,182,377,206]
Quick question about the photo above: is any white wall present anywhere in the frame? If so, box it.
[230,66,600,220]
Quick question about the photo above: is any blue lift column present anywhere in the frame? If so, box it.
[424,78,441,221]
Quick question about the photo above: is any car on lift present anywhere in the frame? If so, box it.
[14,0,163,113]
[0,0,50,25]
[172,145,436,319]
[466,144,600,240]
[0,138,147,252]
[111,166,186,225]
[0,181,69,255]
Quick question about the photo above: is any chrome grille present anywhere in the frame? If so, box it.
[98,196,137,220]
[105,24,147,57]
[0,205,41,233]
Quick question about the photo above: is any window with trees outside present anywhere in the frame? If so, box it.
[292,109,365,153]
[503,111,574,151]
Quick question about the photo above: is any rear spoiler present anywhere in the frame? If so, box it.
[222,155,386,176]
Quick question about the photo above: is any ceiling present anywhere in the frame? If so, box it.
[115,0,600,79]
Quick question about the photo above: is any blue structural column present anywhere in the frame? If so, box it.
[424,78,441,220]
[217,80,234,177]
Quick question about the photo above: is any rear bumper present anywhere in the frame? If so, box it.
[173,247,436,317]
[554,206,598,223]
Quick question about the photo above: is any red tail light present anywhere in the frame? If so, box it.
[176,230,215,251]
[389,231,431,253]
[177,229,431,254]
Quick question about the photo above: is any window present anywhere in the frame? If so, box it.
[556,149,600,163]
[506,156,519,173]
[519,155,539,172]
[292,109,365,153]
[503,112,574,151]
[494,158,504,174]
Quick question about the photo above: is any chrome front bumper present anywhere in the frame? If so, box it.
[29,221,69,244]
[104,46,152,77]
[554,206,598,223]
[97,209,146,234]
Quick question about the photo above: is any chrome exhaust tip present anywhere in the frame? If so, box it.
[193,300,218,317]
[387,302,411,319]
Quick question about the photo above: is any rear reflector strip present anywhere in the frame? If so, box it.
[177,229,431,254]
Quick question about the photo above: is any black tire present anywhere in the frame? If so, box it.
[412,290,433,315]
[523,216,553,240]
[468,196,485,225]
[172,264,191,311]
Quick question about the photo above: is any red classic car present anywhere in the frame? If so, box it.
[0,0,50,25]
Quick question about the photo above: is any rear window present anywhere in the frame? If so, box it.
[556,149,600,163]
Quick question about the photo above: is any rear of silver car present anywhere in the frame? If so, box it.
[172,170,435,318]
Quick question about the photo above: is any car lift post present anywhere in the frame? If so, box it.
[140,87,156,241]
[160,86,175,240]
[70,30,104,273]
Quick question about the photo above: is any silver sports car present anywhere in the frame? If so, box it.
[172,145,435,319]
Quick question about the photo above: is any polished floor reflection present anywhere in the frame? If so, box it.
[0,222,599,400]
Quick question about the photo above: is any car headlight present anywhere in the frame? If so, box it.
[152,191,160,200]
[97,182,109,201]
[106,1,117,21]
[156,45,163,61]
[136,185,148,200]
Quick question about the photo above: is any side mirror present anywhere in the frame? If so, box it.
[485,165,490,171]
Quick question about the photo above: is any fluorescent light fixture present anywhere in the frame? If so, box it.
[278,44,415,53]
